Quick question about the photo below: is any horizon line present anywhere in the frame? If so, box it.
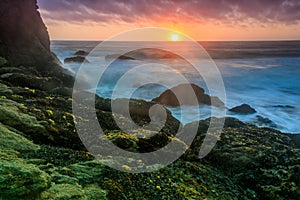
[50,39,300,42]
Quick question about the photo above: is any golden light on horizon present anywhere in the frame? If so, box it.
[170,33,180,41]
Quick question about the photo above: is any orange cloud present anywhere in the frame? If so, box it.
[38,0,300,41]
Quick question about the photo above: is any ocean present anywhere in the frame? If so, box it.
[51,40,300,133]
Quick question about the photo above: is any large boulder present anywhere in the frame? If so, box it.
[152,83,224,107]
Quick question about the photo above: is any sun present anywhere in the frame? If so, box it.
[170,33,180,41]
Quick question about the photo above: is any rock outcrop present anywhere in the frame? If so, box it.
[152,83,224,107]
[105,54,136,61]
[127,48,181,60]
[0,1,55,68]
[64,56,89,64]
[106,48,182,61]
[229,103,256,114]
[0,0,73,87]
[74,50,88,56]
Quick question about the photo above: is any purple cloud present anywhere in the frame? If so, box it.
[37,0,300,25]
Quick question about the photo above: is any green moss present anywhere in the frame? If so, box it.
[40,184,84,200]
[0,122,38,153]
[83,184,107,200]
[103,130,138,150]
[0,98,50,141]
[0,159,50,199]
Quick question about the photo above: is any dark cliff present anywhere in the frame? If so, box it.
[0,0,73,86]
[0,0,62,73]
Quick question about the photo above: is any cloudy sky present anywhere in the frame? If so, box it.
[38,0,300,41]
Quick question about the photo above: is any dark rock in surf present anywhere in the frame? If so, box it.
[152,83,224,107]
[273,105,295,109]
[125,48,181,60]
[105,54,136,61]
[64,56,89,64]
[229,104,256,114]
[74,50,88,56]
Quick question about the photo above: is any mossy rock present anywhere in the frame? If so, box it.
[41,183,84,199]
[0,98,52,143]
[0,82,13,96]
[104,130,138,151]
[58,160,105,185]
[83,184,107,200]
[1,72,63,91]
[0,158,50,199]
[0,122,38,153]
[41,183,107,199]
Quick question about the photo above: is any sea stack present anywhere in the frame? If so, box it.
[0,0,73,86]
[0,1,61,71]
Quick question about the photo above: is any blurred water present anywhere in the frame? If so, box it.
[51,40,300,133]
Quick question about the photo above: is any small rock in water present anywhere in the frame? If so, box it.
[74,50,88,56]
[273,105,295,109]
[64,56,89,64]
[254,115,277,128]
[105,54,136,60]
[229,104,256,114]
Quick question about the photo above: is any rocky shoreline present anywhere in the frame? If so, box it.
[0,0,299,199]
[0,65,299,199]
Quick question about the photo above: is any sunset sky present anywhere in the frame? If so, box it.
[38,0,300,41]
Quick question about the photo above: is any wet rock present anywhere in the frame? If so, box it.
[74,50,88,56]
[126,48,181,60]
[105,54,136,60]
[64,56,89,64]
[229,104,256,114]
[152,83,224,107]
[273,105,295,109]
